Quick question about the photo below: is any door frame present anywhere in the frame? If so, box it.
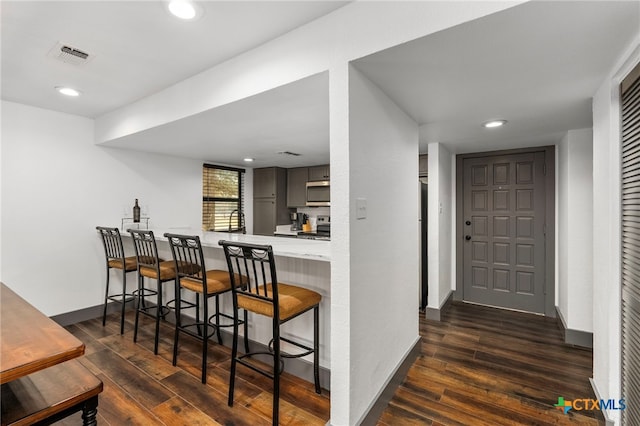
[454,145,556,317]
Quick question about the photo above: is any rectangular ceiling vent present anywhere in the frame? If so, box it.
[47,42,93,66]
[277,151,302,156]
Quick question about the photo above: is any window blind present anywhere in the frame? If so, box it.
[202,164,245,232]
[621,61,640,426]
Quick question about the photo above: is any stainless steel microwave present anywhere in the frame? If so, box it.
[306,181,330,206]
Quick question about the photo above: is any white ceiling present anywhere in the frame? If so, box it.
[1,1,347,118]
[354,1,640,154]
[2,1,639,166]
[105,71,330,168]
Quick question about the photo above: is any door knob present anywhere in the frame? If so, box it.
[465,220,471,226]
[465,235,471,241]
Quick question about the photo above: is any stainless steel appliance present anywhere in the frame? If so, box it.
[298,215,330,240]
[290,212,307,231]
[306,181,330,206]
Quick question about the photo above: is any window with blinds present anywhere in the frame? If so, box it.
[621,61,640,426]
[202,164,245,232]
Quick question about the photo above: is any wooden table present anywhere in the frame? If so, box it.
[1,282,103,425]
[0,283,85,384]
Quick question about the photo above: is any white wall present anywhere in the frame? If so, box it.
[427,143,454,309]
[592,40,639,424]
[328,66,419,425]
[0,101,3,279]
[558,135,569,319]
[0,100,233,315]
[557,129,593,332]
[328,61,351,425]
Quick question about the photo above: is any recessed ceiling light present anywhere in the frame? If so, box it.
[243,158,255,162]
[167,0,202,20]
[483,120,507,128]
[55,86,82,97]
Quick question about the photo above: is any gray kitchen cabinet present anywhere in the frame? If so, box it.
[253,167,289,236]
[253,198,277,236]
[287,167,309,207]
[308,164,330,181]
[254,167,278,198]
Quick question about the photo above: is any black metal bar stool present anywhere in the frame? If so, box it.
[96,226,138,335]
[164,233,247,384]
[128,229,180,355]
[219,240,322,426]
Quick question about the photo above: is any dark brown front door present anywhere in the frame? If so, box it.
[462,152,546,313]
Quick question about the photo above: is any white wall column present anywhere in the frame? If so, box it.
[557,129,593,333]
[329,61,352,425]
[329,64,420,425]
[427,143,454,313]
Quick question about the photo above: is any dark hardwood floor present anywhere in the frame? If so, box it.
[56,301,602,425]
[59,311,330,425]
[378,302,605,426]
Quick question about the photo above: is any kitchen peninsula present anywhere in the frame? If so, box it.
[122,229,331,385]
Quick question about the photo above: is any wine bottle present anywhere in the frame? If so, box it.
[133,199,141,223]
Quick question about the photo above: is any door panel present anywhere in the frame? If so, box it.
[462,152,546,313]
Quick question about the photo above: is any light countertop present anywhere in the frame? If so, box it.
[124,228,330,262]
[274,224,302,236]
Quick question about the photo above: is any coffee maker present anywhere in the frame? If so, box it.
[290,212,307,231]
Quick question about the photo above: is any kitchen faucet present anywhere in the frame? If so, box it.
[228,209,246,234]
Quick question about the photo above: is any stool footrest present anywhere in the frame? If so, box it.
[165,299,196,310]
[178,322,219,341]
[268,336,314,359]
[207,312,244,328]
[106,294,135,304]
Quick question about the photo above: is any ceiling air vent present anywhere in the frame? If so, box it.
[47,42,93,66]
[277,151,302,156]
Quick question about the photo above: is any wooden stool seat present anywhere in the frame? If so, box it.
[180,270,233,294]
[238,283,321,321]
[139,260,176,281]
[107,256,137,272]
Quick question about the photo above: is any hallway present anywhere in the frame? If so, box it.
[378,302,604,425]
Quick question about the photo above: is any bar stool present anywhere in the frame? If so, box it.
[164,233,246,384]
[128,229,179,355]
[96,226,138,335]
[219,240,322,426]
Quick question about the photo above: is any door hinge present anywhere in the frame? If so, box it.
[543,162,547,175]
[543,223,547,236]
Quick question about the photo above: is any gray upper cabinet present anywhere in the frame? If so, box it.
[287,167,308,208]
[254,167,278,198]
[253,167,289,236]
[308,164,330,181]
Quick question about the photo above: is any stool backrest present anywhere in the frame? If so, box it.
[218,240,280,317]
[96,226,126,263]
[164,233,206,286]
[128,229,160,269]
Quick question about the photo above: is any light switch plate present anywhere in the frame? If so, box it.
[356,197,367,219]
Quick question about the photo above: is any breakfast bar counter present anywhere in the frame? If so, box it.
[121,229,332,385]
[149,229,330,262]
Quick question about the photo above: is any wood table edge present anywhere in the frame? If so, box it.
[0,344,85,385]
